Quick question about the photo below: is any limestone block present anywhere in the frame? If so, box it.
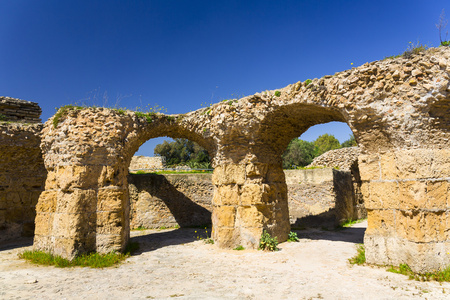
[96,234,124,254]
[398,181,427,210]
[266,166,286,183]
[432,149,450,178]
[34,213,54,236]
[395,210,447,243]
[212,185,239,206]
[52,212,95,238]
[96,211,125,235]
[35,190,57,213]
[426,180,449,209]
[55,189,96,214]
[240,184,269,205]
[365,209,395,236]
[212,227,237,248]
[56,165,103,191]
[236,206,267,228]
[394,150,433,179]
[238,227,264,249]
[212,164,245,185]
[365,181,399,210]
[98,165,127,187]
[379,152,397,179]
[212,206,236,228]
[245,163,268,178]
[358,154,380,181]
[97,188,126,211]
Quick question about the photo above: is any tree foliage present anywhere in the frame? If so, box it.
[341,134,357,148]
[313,133,342,156]
[154,138,211,168]
[282,139,316,169]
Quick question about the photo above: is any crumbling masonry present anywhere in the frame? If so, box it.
[2,47,449,273]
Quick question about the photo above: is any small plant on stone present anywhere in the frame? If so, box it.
[402,41,428,59]
[348,244,365,265]
[259,230,279,251]
[204,238,214,244]
[287,231,299,242]
[53,105,84,128]
[274,90,281,97]
[304,79,312,86]
[233,245,245,250]
[0,113,7,121]
[437,9,449,47]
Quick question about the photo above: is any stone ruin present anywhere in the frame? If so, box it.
[0,97,46,242]
[1,47,449,273]
[128,165,360,230]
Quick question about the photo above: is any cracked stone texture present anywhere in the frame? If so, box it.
[32,47,450,271]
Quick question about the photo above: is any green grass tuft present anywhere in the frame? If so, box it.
[388,264,450,282]
[19,242,139,268]
[233,245,245,250]
[340,218,367,228]
[53,105,84,128]
[348,244,365,265]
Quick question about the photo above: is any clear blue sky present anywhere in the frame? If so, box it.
[1,0,448,155]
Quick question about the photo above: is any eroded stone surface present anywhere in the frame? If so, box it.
[32,47,450,271]
[0,122,45,242]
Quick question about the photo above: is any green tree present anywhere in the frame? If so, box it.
[282,138,316,169]
[313,134,341,156]
[341,134,357,148]
[154,138,211,168]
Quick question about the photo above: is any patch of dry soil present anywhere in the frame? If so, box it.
[1,221,449,299]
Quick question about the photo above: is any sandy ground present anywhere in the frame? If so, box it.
[1,221,449,300]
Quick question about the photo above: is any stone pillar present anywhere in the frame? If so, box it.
[360,149,450,273]
[211,161,290,249]
[34,164,130,259]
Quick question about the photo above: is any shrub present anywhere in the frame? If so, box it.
[259,230,279,251]
[287,231,299,242]
[274,91,281,97]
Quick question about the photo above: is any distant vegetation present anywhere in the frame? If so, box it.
[153,134,357,170]
[154,138,212,169]
[282,134,356,169]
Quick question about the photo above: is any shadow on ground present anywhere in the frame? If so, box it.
[292,226,366,244]
[129,227,211,255]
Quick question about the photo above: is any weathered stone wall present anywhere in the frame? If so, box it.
[128,173,213,228]
[361,149,450,273]
[0,122,45,243]
[128,169,355,229]
[129,156,166,170]
[0,97,42,123]
[33,47,450,272]
[309,147,366,219]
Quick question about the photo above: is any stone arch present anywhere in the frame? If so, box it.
[34,47,450,273]
[34,108,216,258]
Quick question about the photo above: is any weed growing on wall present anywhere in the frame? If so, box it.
[53,105,84,128]
[233,245,245,250]
[0,113,7,121]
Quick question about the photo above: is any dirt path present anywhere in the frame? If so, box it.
[1,221,448,299]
